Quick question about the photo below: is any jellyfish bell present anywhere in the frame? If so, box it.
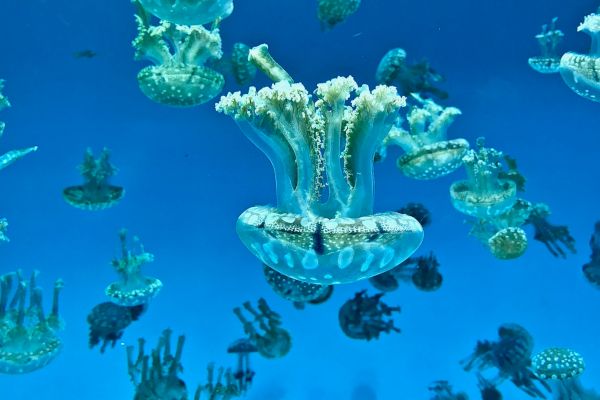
[450,179,516,219]
[532,348,585,380]
[488,227,528,260]
[528,57,561,74]
[369,270,400,292]
[106,275,162,307]
[137,0,233,26]
[397,138,470,180]
[63,184,124,210]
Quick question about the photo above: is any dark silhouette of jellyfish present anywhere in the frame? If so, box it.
[234,298,291,359]
[105,229,162,306]
[526,203,575,258]
[217,67,423,285]
[338,290,400,341]
[63,148,124,210]
[194,363,242,400]
[560,8,600,102]
[0,271,64,374]
[376,48,448,100]
[398,202,432,228]
[137,0,233,26]
[263,265,334,309]
[583,222,600,287]
[428,380,469,400]
[227,338,257,395]
[478,374,503,400]
[317,0,361,29]
[132,1,225,107]
[528,17,564,74]
[461,323,550,398]
[87,302,146,353]
[369,253,443,292]
[127,329,188,400]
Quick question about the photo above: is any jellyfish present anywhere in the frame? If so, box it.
[216,47,423,285]
[194,363,242,400]
[582,222,600,287]
[376,48,448,100]
[338,290,400,340]
[369,253,443,292]
[127,329,188,400]
[532,348,600,399]
[428,380,469,400]
[136,0,233,26]
[526,203,576,258]
[461,323,550,398]
[397,202,432,228]
[263,264,333,309]
[317,0,361,29]
[380,95,469,180]
[559,9,600,102]
[528,18,564,74]
[63,148,124,210]
[450,138,520,219]
[132,1,225,107]
[0,271,64,374]
[230,43,257,86]
[226,338,257,395]
[105,229,163,306]
[87,301,146,353]
[233,298,291,359]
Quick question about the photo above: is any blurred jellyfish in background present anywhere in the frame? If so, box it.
[397,202,432,228]
[428,380,469,400]
[63,148,124,210]
[582,222,600,287]
[105,229,162,307]
[234,298,291,359]
[560,8,600,102]
[137,0,233,25]
[525,203,576,258]
[87,302,146,353]
[376,48,448,100]
[230,43,257,86]
[461,323,550,398]
[127,329,188,400]
[132,1,225,107]
[217,50,423,285]
[369,253,443,293]
[263,265,334,310]
[379,96,469,180]
[478,374,503,400]
[532,347,600,400]
[338,290,400,340]
[226,338,257,395]
[0,271,64,374]
[528,18,564,74]
[195,363,242,399]
[317,0,361,29]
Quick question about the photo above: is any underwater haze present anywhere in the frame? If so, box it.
[1,0,600,399]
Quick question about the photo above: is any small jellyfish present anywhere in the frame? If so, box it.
[127,329,188,400]
[132,1,225,107]
[105,229,162,306]
[376,48,448,100]
[0,271,64,374]
[137,0,233,26]
[87,301,146,353]
[263,265,333,309]
[528,18,564,74]
[560,9,600,102]
[397,202,432,228]
[582,222,600,287]
[369,252,443,292]
[194,363,242,400]
[338,290,400,341]
[450,138,519,219]
[63,148,124,210]
[227,338,257,395]
[317,0,361,30]
[461,323,550,398]
[428,380,469,400]
[217,58,423,285]
[234,298,291,359]
[526,203,575,258]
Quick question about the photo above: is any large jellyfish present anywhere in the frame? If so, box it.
[559,8,600,102]
[87,301,146,353]
[127,329,188,400]
[526,203,576,258]
[379,95,469,180]
[338,290,400,340]
[63,148,124,210]
[132,1,225,107]
[317,0,361,29]
[0,271,64,374]
[216,47,423,285]
[137,0,233,26]
[105,229,163,306]
[461,323,550,398]
[233,298,291,359]
[376,48,448,100]
[582,222,600,287]
[528,18,564,74]
[263,264,333,309]
[428,381,469,400]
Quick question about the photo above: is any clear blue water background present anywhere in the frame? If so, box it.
[1,0,600,398]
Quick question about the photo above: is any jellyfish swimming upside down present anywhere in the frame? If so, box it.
[216,74,424,285]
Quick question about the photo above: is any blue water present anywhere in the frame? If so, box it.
[1,0,600,398]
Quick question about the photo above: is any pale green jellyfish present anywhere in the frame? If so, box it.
[317,0,361,29]
[137,0,233,26]
[528,17,564,74]
[379,95,469,180]
[216,45,423,285]
[132,1,225,107]
[560,9,600,102]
